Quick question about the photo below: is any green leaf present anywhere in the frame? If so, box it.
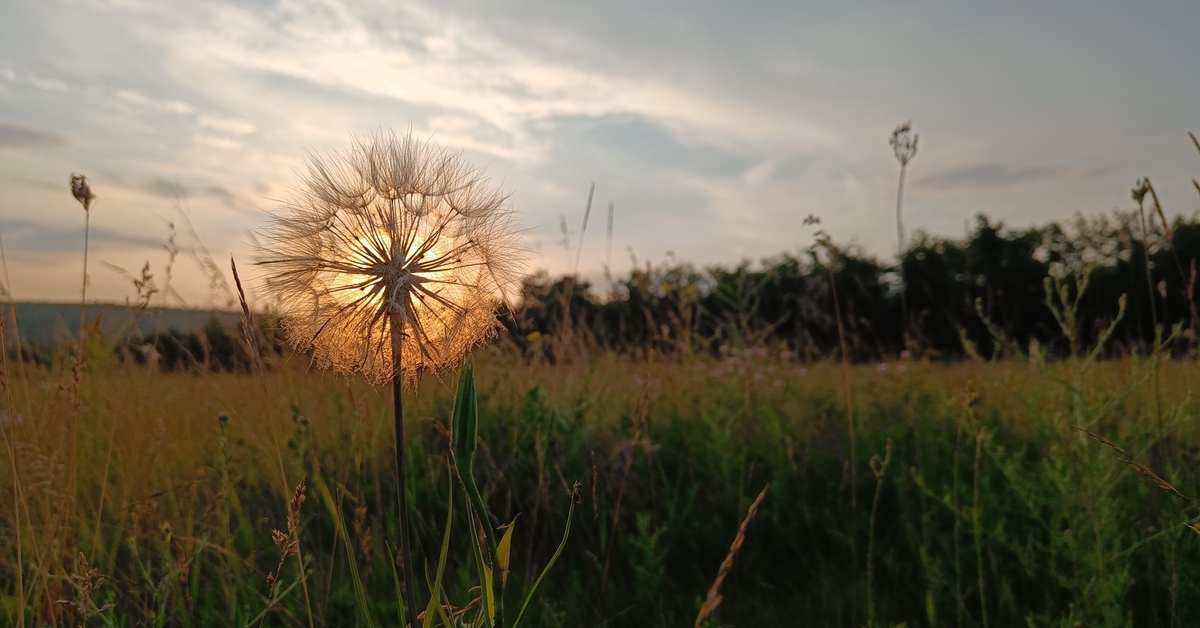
[511,490,578,628]
[466,510,494,628]
[497,516,518,588]
[312,472,375,628]
[424,469,454,628]
[484,564,495,624]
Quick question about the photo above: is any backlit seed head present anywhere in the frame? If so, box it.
[258,129,524,386]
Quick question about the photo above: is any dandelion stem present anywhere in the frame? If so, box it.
[392,339,421,628]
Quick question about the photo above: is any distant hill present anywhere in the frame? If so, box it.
[3,302,242,346]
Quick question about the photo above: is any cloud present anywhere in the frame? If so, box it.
[173,0,836,160]
[29,76,67,92]
[193,134,242,150]
[136,178,239,207]
[198,114,255,135]
[915,163,1093,191]
[0,219,161,257]
[2,0,1199,301]
[0,121,68,148]
[116,89,194,115]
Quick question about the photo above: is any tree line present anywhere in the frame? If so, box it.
[508,208,1200,362]
[7,207,1199,372]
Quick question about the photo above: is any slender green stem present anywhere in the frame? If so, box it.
[392,344,421,628]
[462,454,502,626]
[973,427,988,628]
[867,439,892,628]
[826,250,856,509]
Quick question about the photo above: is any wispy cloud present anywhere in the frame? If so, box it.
[163,0,837,158]
[0,218,161,258]
[915,163,1098,191]
[0,121,67,148]
[0,0,1197,301]
[116,89,194,115]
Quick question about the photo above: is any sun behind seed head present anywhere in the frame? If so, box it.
[257,129,525,386]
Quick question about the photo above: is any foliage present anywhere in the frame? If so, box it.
[4,341,1200,625]
[509,210,1200,361]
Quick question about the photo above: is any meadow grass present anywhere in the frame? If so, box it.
[3,342,1200,626]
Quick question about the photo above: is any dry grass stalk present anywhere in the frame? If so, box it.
[57,551,113,621]
[1076,427,1195,509]
[867,438,893,628]
[817,227,858,508]
[0,315,25,627]
[64,173,96,571]
[694,483,769,628]
[230,255,264,374]
[1190,132,1200,196]
[261,477,308,628]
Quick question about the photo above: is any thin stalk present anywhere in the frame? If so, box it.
[826,249,857,508]
[604,202,614,282]
[67,203,91,539]
[896,162,910,344]
[460,454,500,625]
[391,338,421,628]
[867,438,893,628]
[1136,200,1159,337]
[79,208,90,354]
[973,427,988,628]
[952,410,964,626]
[890,122,916,345]
[896,162,907,255]
[560,184,595,354]
[0,232,31,407]
[0,316,25,627]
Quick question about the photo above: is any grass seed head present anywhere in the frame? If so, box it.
[70,173,95,211]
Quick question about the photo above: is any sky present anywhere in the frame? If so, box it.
[1,0,1198,307]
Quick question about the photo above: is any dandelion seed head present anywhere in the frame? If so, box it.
[258,129,524,386]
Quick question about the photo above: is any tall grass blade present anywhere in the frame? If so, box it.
[311,473,375,628]
[424,470,455,628]
[512,482,581,628]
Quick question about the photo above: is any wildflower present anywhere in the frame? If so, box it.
[258,129,524,386]
[257,130,523,628]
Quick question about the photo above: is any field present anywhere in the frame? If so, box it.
[3,337,1200,627]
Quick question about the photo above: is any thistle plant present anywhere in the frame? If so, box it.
[258,129,522,626]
